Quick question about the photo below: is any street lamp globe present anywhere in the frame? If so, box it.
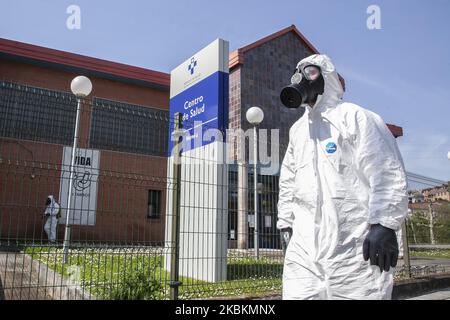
[447,151,450,160]
[71,76,92,97]
[246,107,264,125]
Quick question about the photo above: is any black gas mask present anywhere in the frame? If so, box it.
[280,65,324,108]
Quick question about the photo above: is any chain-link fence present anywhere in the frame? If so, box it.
[1,80,449,300]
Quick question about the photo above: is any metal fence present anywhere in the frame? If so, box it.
[0,81,285,300]
[0,81,449,300]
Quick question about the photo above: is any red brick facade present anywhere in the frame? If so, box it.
[0,40,170,244]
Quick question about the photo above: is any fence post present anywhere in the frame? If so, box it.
[170,112,183,300]
[401,220,411,278]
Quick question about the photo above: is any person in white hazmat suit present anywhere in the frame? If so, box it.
[43,195,60,244]
[277,54,408,300]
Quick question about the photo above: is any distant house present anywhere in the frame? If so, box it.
[422,184,450,202]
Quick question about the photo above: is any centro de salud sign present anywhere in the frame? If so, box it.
[168,38,229,154]
[165,38,230,283]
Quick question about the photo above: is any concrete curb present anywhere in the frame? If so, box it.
[392,273,450,300]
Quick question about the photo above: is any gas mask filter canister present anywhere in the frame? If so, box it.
[280,65,325,109]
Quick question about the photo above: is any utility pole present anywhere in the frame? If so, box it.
[428,201,436,245]
[401,221,411,278]
[409,220,418,245]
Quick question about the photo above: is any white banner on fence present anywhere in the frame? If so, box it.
[59,147,100,226]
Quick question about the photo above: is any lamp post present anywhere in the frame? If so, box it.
[62,76,92,264]
[246,107,264,259]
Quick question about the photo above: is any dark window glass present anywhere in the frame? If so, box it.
[228,169,238,240]
[0,81,77,145]
[90,98,168,156]
[147,190,161,219]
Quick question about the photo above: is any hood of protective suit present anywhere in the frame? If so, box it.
[296,54,344,109]
[44,195,59,216]
[47,195,56,205]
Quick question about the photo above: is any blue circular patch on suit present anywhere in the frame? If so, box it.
[326,142,337,154]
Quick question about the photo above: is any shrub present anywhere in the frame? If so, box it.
[109,262,163,300]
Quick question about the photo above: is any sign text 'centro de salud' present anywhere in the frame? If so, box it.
[168,39,229,154]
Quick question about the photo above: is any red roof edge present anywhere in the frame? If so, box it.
[0,38,170,88]
[386,124,403,138]
[229,49,244,70]
[229,25,319,70]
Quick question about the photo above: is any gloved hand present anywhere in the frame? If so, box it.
[363,224,399,273]
[280,227,292,253]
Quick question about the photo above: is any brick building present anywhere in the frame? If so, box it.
[0,38,170,244]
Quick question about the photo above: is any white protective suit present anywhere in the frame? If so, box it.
[277,54,408,300]
[44,195,60,242]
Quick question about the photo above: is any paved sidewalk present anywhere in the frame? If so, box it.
[0,250,92,300]
[406,288,450,300]
[0,252,52,300]
[398,257,450,268]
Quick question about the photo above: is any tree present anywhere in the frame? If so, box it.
[435,202,450,243]
[409,211,431,244]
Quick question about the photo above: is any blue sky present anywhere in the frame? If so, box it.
[1,0,449,183]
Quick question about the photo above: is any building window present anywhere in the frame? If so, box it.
[90,98,169,156]
[147,190,161,219]
[0,81,77,145]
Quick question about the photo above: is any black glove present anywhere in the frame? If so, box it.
[363,224,399,273]
[280,227,292,252]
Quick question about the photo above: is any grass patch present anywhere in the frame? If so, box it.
[23,246,282,299]
[410,249,450,260]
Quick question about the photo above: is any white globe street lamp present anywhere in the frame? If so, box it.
[246,107,264,259]
[63,76,93,264]
[447,151,450,160]
[246,107,264,125]
[71,76,92,97]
